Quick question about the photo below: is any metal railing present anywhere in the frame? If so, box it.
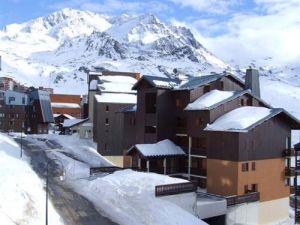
[155,180,198,196]
[226,192,260,206]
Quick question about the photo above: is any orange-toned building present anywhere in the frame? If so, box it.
[50,94,82,118]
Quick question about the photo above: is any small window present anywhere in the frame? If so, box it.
[219,81,224,90]
[285,178,290,186]
[130,118,135,125]
[242,163,249,172]
[244,184,248,194]
[240,99,245,106]
[251,183,258,192]
[105,118,109,125]
[175,99,182,107]
[145,126,156,133]
[196,118,203,126]
[106,105,109,112]
[105,143,108,151]
[252,162,256,171]
[204,85,210,93]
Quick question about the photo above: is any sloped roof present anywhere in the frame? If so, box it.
[53,114,76,119]
[116,104,137,113]
[95,93,137,104]
[204,106,286,132]
[51,102,81,108]
[126,139,186,158]
[62,118,89,128]
[98,75,137,94]
[132,76,182,90]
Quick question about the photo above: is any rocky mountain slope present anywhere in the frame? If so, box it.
[0,8,299,124]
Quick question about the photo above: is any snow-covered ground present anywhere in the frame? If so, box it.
[0,132,206,225]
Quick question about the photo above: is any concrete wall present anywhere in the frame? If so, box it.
[158,192,197,215]
[258,197,289,224]
[226,201,259,225]
[105,156,124,167]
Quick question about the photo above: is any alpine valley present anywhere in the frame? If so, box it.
[0,8,299,127]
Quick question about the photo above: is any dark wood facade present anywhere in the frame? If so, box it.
[123,69,300,205]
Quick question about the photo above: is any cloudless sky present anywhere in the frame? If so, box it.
[0,0,300,63]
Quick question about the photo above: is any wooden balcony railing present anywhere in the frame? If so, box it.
[226,192,260,206]
[155,180,198,196]
[285,167,295,177]
[283,149,295,157]
[290,186,300,195]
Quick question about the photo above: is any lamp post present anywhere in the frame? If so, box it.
[20,130,22,158]
[46,159,66,225]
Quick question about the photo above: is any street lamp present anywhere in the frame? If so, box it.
[20,130,22,158]
[46,159,66,225]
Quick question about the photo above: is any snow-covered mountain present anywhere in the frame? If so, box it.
[0,8,299,124]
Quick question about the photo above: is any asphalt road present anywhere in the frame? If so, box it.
[15,137,118,225]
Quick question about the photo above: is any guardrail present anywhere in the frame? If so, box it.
[155,180,198,197]
[226,192,260,206]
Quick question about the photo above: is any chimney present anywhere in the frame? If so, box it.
[245,68,260,98]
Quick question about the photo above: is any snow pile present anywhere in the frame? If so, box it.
[0,134,63,225]
[72,169,206,225]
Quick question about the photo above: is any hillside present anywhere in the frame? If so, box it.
[0,8,299,123]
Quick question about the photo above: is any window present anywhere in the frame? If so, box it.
[242,163,249,172]
[204,85,210,93]
[130,118,135,125]
[244,184,249,194]
[105,143,108,151]
[175,99,182,107]
[145,126,156,133]
[15,113,19,118]
[196,118,204,126]
[252,162,256,171]
[0,113,5,117]
[105,118,109,125]
[9,121,14,125]
[285,178,290,186]
[9,105,15,109]
[240,99,245,106]
[251,183,258,192]
[199,137,207,149]
[8,97,15,103]
[219,81,224,90]
[106,105,109,112]
[22,97,25,104]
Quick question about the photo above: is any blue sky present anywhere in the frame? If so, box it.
[1,0,300,63]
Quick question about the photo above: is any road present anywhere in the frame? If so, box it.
[15,137,118,225]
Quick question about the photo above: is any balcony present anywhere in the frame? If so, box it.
[285,167,295,177]
[290,185,300,195]
[283,149,295,158]
[226,192,260,206]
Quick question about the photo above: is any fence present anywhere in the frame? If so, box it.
[226,192,260,206]
[155,180,198,196]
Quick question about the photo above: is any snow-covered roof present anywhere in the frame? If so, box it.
[62,118,89,127]
[51,102,81,108]
[95,93,137,104]
[185,90,236,110]
[116,104,137,113]
[204,106,282,132]
[126,139,186,157]
[132,76,182,90]
[98,75,137,94]
[53,113,76,119]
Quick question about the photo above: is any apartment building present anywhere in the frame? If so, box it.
[121,68,300,224]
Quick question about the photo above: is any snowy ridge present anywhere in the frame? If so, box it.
[0,8,299,122]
